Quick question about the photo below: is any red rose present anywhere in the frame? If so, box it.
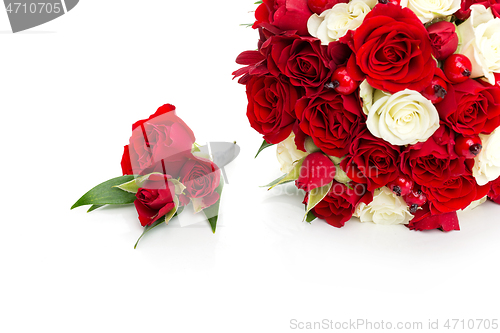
[295,89,364,157]
[341,129,400,192]
[325,41,352,72]
[310,182,373,228]
[179,156,221,208]
[121,145,133,175]
[427,21,459,61]
[437,79,500,136]
[489,177,500,204]
[134,174,176,227]
[253,0,313,36]
[493,3,500,17]
[296,152,336,192]
[400,126,466,188]
[124,104,196,177]
[455,0,500,20]
[261,34,331,92]
[246,75,299,144]
[347,4,435,93]
[423,175,479,214]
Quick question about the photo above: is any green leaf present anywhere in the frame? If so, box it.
[87,204,105,213]
[114,177,141,194]
[268,156,306,191]
[255,1,263,4]
[164,197,180,225]
[305,211,317,223]
[255,140,275,158]
[192,142,201,153]
[260,174,289,188]
[304,182,333,220]
[203,179,224,233]
[115,173,186,195]
[71,175,136,210]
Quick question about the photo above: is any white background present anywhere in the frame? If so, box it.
[1,1,499,332]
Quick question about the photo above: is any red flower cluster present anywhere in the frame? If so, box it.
[121,105,221,226]
[235,0,500,231]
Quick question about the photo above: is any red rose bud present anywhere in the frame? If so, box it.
[427,21,459,61]
[296,152,336,192]
[134,174,176,227]
[326,66,360,95]
[421,76,448,104]
[307,0,348,15]
[254,0,314,36]
[388,175,414,197]
[455,135,482,159]
[443,54,472,84]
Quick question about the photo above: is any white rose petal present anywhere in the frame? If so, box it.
[400,0,461,23]
[276,133,309,174]
[355,187,414,225]
[366,89,440,146]
[473,127,500,186]
[460,196,488,212]
[359,79,391,116]
[307,0,375,45]
[458,5,500,85]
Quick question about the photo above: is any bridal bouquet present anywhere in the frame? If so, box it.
[72,104,223,247]
[234,0,500,231]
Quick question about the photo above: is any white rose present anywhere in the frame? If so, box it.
[276,133,309,174]
[366,89,440,146]
[400,0,460,24]
[307,0,376,45]
[457,5,500,85]
[473,127,500,186]
[355,187,414,225]
[359,79,390,115]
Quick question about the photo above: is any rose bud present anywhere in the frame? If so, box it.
[134,174,176,227]
[254,0,314,36]
[296,152,336,192]
[307,0,348,15]
[427,21,459,61]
